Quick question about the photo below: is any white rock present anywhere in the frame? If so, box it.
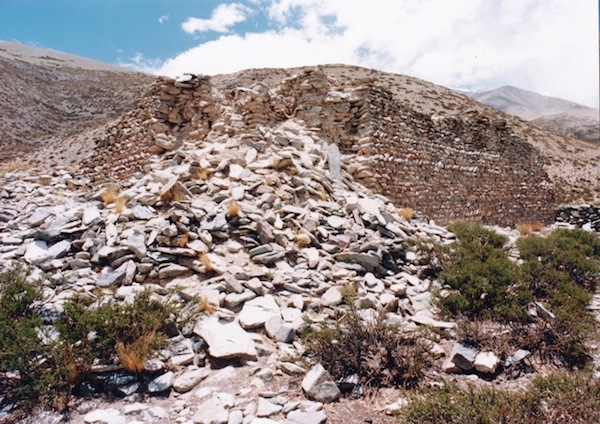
[301,364,341,403]
[286,410,327,424]
[303,247,320,269]
[321,287,342,306]
[148,371,174,392]
[194,316,257,360]
[192,393,230,424]
[474,351,500,374]
[126,229,146,259]
[257,398,283,417]
[326,215,347,229]
[239,295,281,329]
[82,206,102,226]
[83,409,126,424]
[449,343,477,370]
[265,316,294,343]
[174,368,210,393]
[24,240,51,265]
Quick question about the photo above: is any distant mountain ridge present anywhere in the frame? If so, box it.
[467,86,599,143]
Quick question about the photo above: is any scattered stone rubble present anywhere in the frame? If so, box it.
[1,71,597,423]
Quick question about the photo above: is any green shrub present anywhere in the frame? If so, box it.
[0,266,178,413]
[0,266,72,411]
[56,291,175,377]
[302,303,430,389]
[437,223,530,321]
[398,370,600,423]
[517,229,599,367]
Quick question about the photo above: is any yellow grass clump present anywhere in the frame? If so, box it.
[114,196,127,213]
[195,168,209,181]
[176,233,189,248]
[100,185,120,205]
[198,295,216,314]
[294,233,312,247]
[517,221,545,236]
[116,332,155,374]
[227,200,240,217]
[398,207,414,220]
[199,252,213,272]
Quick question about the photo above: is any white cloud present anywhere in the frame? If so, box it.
[182,3,250,34]
[119,52,164,73]
[158,0,598,107]
[158,15,169,24]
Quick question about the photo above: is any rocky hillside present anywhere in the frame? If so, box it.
[468,85,600,143]
[0,41,154,167]
[84,68,599,227]
[1,48,599,423]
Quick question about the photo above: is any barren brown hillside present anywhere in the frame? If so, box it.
[0,41,154,167]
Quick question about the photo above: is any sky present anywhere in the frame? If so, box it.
[1,0,598,108]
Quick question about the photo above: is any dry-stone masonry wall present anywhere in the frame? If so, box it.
[86,68,556,227]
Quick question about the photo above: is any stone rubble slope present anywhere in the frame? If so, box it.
[83,69,599,229]
[1,109,465,423]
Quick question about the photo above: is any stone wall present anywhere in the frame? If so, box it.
[86,69,557,227]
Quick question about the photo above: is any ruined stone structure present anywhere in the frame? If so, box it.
[86,67,557,227]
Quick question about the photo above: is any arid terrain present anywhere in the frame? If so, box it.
[1,42,599,424]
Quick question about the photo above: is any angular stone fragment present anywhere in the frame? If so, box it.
[239,295,281,329]
[193,316,257,360]
[449,342,477,370]
[126,229,146,259]
[321,286,342,306]
[173,368,210,393]
[301,364,341,403]
[148,371,174,393]
[265,316,295,343]
[474,351,500,374]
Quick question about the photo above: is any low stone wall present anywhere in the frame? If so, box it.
[555,205,600,232]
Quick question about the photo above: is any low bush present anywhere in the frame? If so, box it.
[398,370,600,423]
[436,224,599,368]
[302,301,430,390]
[437,223,530,321]
[0,266,178,413]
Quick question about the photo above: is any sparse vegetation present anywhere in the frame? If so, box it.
[302,298,430,389]
[436,224,600,368]
[437,223,530,321]
[398,207,414,220]
[398,370,600,424]
[0,266,179,413]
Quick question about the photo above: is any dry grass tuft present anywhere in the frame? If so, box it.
[294,233,312,247]
[113,196,127,213]
[517,221,545,236]
[0,161,29,177]
[398,207,414,220]
[198,296,216,314]
[195,168,209,181]
[227,200,240,217]
[176,233,189,248]
[37,176,52,186]
[199,252,213,272]
[100,185,120,205]
[116,331,155,374]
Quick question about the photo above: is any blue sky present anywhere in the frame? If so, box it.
[1,1,598,108]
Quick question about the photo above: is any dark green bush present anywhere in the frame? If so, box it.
[0,266,177,413]
[56,291,174,375]
[398,370,600,424]
[437,223,530,321]
[0,267,72,411]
